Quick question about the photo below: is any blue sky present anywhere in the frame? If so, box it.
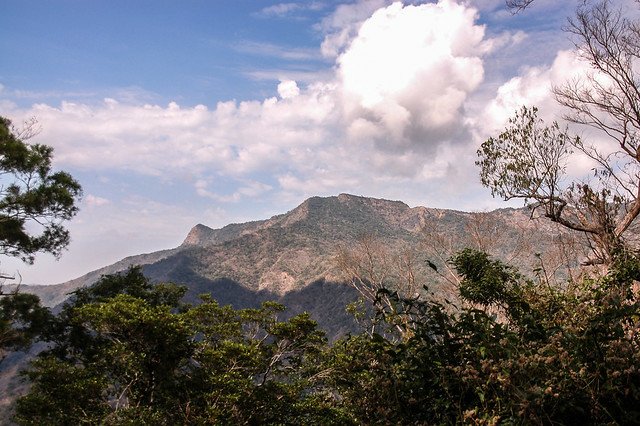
[0,0,599,284]
[2,1,335,105]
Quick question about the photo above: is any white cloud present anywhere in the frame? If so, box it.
[5,0,584,230]
[277,80,301,99]
[480,50,590,135]
[195,179,273,202]
[2,0,499,206]
[478,29,527,55]
[318,0,390,58]
[243,68,333,84]
[258,2,325,18]
[337,1,486,153]
[85,194,110,207]
[234,41,321,61]
[261,2,301,17]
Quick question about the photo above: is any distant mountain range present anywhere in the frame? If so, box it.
[16,193,579,326]
[1,193,582,420]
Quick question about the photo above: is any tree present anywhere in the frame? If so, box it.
[335,235,427,339]
[15,268,343,425]
[0,116,81,367]
[554,0,640,237]
[480,1,640,266]
[12,258,640,424]
[475,106,624,263]
[0,116,82,264]
[324,249,640,424]
[0,292,52,365]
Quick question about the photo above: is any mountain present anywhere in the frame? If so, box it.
[1,194,580,420]
[16,193,577,311]
[10,193,579,331]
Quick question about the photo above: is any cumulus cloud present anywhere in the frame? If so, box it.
[337,1,486,153]
[318,0,390,58]
[277,80,301,99]
[1,0,531,205]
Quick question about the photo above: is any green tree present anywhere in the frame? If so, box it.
[325,249,640,424]
[0,116,81,367]
[15,268,345,425]
[13,257,640,424]
[0,292,52,364]
[0,116,82,264]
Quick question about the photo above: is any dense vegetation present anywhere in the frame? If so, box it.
[3,250,638,424]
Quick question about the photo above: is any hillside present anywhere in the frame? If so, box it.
[17,193,579,312]
[9,191,574,321]
[0,193,586,421]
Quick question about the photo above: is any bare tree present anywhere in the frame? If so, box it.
[555,0,640,232]
[556,0,640,262]
[335,235,424,338]
[506,0,535,13]
[479,1,640,265]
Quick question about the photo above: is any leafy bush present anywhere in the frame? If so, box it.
[324,249,640,424]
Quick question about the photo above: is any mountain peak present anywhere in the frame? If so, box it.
[336,193,409,209]
[182,223,215,246]
[22,194,563,309]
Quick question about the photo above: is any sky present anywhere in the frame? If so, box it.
[0,0,618,284]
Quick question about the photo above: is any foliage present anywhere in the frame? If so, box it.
[0,117,82,264]
[0,292,52,365]
[10,249,640,424]
[15,268,345,425]
[323,248,640,424]
[477,106,574,211]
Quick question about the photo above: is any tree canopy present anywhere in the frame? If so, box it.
[10,252,640,424]
[15,268,343,425]
[0,116,82,264]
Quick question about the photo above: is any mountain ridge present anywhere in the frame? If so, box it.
[15,193,571,308]
[1,193,582,418]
